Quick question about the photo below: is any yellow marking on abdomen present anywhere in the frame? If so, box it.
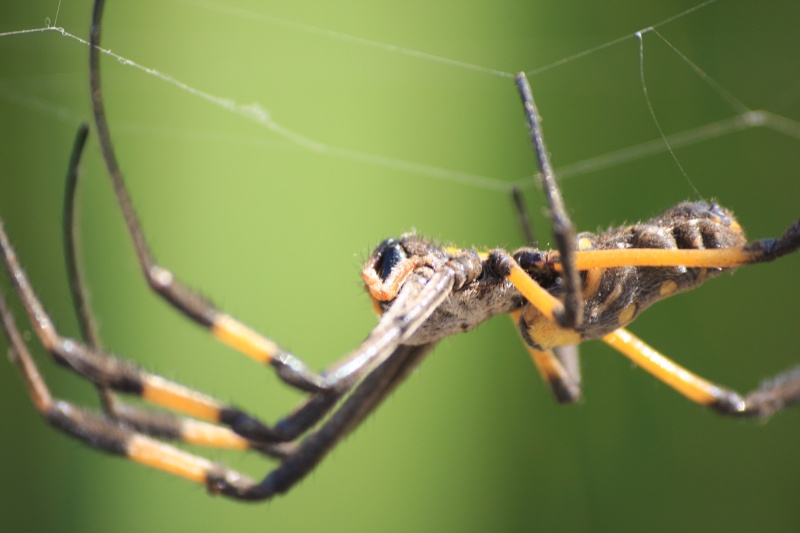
[618,303,637,326]
[659,280,678,297]
[521,306,582,350]
[582,268,604,300]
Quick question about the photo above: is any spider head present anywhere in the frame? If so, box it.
[362,234,461,315]
[362,237,421,313]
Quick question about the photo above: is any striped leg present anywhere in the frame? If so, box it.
[0,286,263,490]
[0,215,330,447]
[58,124,350,450]
[604,328,800,416]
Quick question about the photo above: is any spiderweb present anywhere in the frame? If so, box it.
[1,0,799,362]
[1,2,800,531]
[1,0,799,351]
[3,0,799,195]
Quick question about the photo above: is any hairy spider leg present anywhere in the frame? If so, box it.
[504,72,800,415]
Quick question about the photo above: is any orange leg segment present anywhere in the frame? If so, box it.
[212,314,281,364]
[571,248,760,270]
[603,328,743,410]
[505,262,563,322]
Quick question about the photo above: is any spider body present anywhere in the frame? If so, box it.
[518,200,747,350]
[365,200,746,351]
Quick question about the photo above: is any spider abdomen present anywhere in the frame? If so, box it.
[520,201,748,349]
[580,201,747,316]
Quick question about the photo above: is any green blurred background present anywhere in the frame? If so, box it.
[1,1,799,531]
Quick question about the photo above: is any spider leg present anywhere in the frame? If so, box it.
[553,345,582,396]
[525,344,582,403]
[63,124,102,351]
[208,269,455,499]
[5,116,456,459]
[65,123,179,441]
[6,195,428,457]
[88,0,327,395]
[604,328,800,416]
[515,72,582,329]
[2,253,452,499]
[230,343,438,500]
[62,122,120,417]
[511,187,538,248]
[59,129,293,453]
[5,204,439,459]
[217,330,443,498]
[490,250,563,324]
[510,188,582,401]
[86,0,465,455]
[0,286,262,484]
[1,216,310,447]
[567,220,800,270]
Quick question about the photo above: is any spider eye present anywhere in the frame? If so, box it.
[374,240,407,282]
[515,250,546,271]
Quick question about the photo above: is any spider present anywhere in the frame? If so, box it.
[2,0,799,502]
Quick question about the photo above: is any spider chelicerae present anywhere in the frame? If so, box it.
[2,0,799,502]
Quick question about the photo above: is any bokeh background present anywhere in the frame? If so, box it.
[1,1,799,531]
